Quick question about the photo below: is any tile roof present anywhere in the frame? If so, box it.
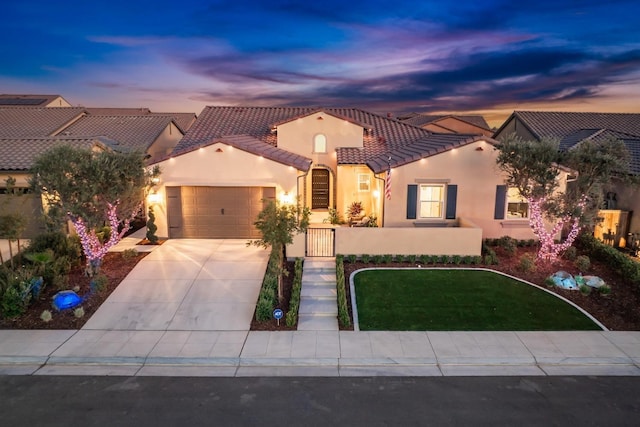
[560,129,640,175]
[56,115,178,152]
[0,94,66,107]
[0,107,86,138]
[175,106,435,164]
[496,111,640,141]
[400,113,491,130]
[0,137,114,171]
[365,134,495,173]
[85,108,197,132]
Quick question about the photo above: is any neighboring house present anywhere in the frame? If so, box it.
[85,108,197,133]
[493,111,640,245]
[398,113,493,137]
[0,137,112,237]
[0,94,72,107]
[149,107,568,255]
[0,103,193,237]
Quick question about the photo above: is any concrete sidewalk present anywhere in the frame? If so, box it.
[0,329,639,377]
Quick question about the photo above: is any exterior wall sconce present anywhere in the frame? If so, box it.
[147,191,162,205]
[372,190,380,199]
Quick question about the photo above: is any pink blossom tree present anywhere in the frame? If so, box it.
[496,134,630,262]
[30,145,160,275]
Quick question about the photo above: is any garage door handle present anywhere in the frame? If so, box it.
[221,208,224,215]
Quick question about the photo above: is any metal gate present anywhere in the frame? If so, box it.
[306,227,335,257]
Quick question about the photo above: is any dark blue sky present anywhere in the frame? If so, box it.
[2,0,639,125]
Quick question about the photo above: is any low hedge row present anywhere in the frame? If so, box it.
[285,258,303,327]
[576,233,640,286]
[336,255,350,327]
[255,244,283,322]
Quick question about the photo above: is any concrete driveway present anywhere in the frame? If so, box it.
[82,239,269,331]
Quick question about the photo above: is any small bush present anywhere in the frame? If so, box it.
[599,285,612,295]
[462,256,472,265]
[347,254,357,264]
[577,233,640,285]
[122,248,138,259]
[575,255,591,272]
[406,254,417,264]
[471,256,482,265]
[563,246,578,261]
[361,254,371,264]
[452,255,462,265]
[256,293,274,321]
[90,274,109,293]
[418,255,429,264]
[579,284,592,295]
[497,236,517,257]
[372,255,383,264]
[73,307,85,318]
[518,253,536,273]
[336,256,350,327]
[40,310,53,322]
[285,258,303,327]
[382,254,393,264]
[544,277,556,288]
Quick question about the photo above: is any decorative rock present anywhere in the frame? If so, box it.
[583,275,606,288]
[550,271,578,290]
[52,290,83,311]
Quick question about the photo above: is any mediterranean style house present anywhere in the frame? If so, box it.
[493,111,640,247]
[398,113,494,137]
[149,107,571,256]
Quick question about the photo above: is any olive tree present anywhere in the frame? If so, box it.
[30,145,159,275]
[496,134,631,262]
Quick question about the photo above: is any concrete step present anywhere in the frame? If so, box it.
[297,315,339,331]
[301,286,337,298]
[299,299,338,315]
[301,272,336,283]
[303,266,336,274]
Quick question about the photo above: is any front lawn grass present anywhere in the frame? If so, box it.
[353,269,602,331]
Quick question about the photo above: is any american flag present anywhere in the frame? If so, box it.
[384,161,392,200]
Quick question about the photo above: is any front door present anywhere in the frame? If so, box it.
[311,169,330,209]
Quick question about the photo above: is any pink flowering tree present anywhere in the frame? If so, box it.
[496,134,630,263]
[30,145,160,276]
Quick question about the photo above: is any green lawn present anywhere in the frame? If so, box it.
[353,269,602,331]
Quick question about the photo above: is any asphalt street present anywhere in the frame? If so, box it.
[1,376,639,426]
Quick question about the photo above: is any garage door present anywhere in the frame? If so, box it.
[166,186,275,238]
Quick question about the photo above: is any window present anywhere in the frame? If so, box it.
[419,184,444,219]
[313,134,327,153]
[506,187,528,219]
[358,174,370,192]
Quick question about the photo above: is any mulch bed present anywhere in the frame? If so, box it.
[0,251,148,330]
[249,260,297,331]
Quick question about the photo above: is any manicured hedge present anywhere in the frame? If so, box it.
[336,255,351,327]
[285,258,303,327]
[576,233,640,286]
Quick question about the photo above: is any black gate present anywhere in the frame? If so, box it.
[306,227,335,257]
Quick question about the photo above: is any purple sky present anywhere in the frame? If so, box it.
[2,0,639,126]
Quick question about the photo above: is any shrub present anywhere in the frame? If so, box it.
[27,231,82,264]
[599,285,612,295]
[372,255,383,264]
[406,254,417,264]
[484,249,499,265]
[90,274,109,293]
[471,256,482,265]
[285,258,303,327]
[382,254,393,264]
[462,256,472,265]
[40,310,53,322]
[496,236,517,257]
[576,233,640,285]
[336,256,350,327]
[579,284,592,295]
[563,246,578,261]
[360,254,371,264]
[347,254,357,264]
[255,246,283,322]
[544,277,556,288]
[122,248,138,259]
[418,255,429,264]
[452,255,462,265]
[575,255,591,272]
[73,307,85,318]
[518,253,536,273]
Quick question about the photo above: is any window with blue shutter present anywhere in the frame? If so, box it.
[445,185,457,219]
[406,185,417,219]
[494,185,507,219]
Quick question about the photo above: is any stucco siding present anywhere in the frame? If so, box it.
[151,142,301,237]
[146,123,183,162]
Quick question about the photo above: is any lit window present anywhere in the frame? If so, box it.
[313,134,327,153]
[358,174,370,192]
[506,187,529,219]
[419,184,444,219]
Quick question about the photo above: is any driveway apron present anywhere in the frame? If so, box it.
[81,239,269,331]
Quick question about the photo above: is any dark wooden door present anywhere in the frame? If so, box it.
[311,169,330,209]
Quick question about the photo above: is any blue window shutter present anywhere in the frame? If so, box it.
[494,185,507,219]
[406,185,417,219]
[445,185,457,219]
